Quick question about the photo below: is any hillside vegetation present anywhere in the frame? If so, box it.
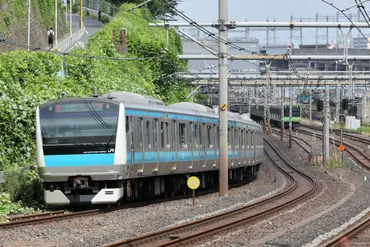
[0,0,67,52]
[0,3,186,209]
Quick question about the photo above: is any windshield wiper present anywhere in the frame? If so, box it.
[105,130,116,148]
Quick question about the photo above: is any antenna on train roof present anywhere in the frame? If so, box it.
[92,87,99,98]
[107,90,113,100]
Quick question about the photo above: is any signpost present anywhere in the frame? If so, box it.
[187,176,200,207]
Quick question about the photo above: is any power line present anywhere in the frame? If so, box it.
[356,0,370,26]
[321,0,370,43]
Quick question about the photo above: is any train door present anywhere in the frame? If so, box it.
[240,129,244,166]
[126,116,134,166]
[194,123,201,170]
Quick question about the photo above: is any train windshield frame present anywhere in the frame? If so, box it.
[40,101,119,145]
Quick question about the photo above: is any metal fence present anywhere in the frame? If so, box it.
[83,0,119,17]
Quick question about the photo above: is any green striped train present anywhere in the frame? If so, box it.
[250,105,301,128]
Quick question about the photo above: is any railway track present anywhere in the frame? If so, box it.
[271,129,312,154]
[319,213,370,247]
[102,138,316,247]
[0,175,252,229]
[297,128,370,172]
[0,209,100,229]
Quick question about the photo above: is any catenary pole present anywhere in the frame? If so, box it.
[27,0,31,51]
[324,84,330,164]
[80,0,83,29]
[281,86,284,141]
[218,0,228,197]
[55,0,58,46]
[289,83,292,148]
[70,0,72,36]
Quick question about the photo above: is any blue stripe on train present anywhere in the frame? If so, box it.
[44,153,114,167]
[44,150,261,167]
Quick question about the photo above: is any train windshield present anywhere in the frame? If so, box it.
[284,107,301,117]
[40,101,119,145]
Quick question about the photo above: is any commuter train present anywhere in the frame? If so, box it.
[36,91,264,205]
[250,105,301,128]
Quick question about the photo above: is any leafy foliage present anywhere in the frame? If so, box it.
[109,0,182,18]
[0,3,186,212]
[0,193,38,221]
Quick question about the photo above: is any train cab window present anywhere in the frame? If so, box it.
[153,119,158,148]
[161,122,170,149]
[146,120,151,149]
[207,125,212,148]
[126,116,129,134]
[179,123,187,148]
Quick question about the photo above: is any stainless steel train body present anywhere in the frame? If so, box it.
[36,92,264,205]
[250,105,301,128]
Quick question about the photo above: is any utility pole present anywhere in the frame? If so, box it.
[266,63,271,134]
[309,88,312,123]
[218,0,229,197]
[323,84,330,164]
[281,86,284,141]
[336,83,340,122]
[80,0,83,29]
[70,0,72,36]
[27,0,31,51]
[264,85,268,133]
[289,83,292,148]
[55,0,58,46]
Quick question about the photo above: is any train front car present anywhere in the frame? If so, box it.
[36,98,126,205]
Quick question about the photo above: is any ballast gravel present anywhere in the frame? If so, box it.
[200,132,369,247]
[0,160,286,247]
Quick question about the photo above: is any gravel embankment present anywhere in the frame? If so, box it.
[0,160,286,247]
[200,132,369,247]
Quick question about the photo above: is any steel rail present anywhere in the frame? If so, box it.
[103,139,316,247]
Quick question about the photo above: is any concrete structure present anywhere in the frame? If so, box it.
[353,37,370,49]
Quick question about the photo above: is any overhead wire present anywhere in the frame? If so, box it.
[321,0,370,43]
[356,0,370,26]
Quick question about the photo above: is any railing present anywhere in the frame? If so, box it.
[52,23,87,52]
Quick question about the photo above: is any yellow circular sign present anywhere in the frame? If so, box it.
[220,104,227,111]
[187,176,200,190]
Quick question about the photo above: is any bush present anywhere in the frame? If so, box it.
[0,193,38,220]
[0,166,44,208]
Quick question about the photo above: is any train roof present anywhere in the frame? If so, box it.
[38,91,261,128]
[99,91,165,106]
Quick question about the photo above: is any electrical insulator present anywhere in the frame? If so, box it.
[341,99,349,110]
[317,100,324,112]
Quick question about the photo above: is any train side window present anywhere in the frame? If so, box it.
[194,124,198,148]
[199,125,203,148]
[179,123,187,148]
[138,118,143,148]
[227,128,230,147]
[126,116,129,133]
[161,122,170,149]
[146,120,151,149]
[207,125,212,148]
[216,127,219,148]
[153,119,158,148]
[241,130,244,147]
